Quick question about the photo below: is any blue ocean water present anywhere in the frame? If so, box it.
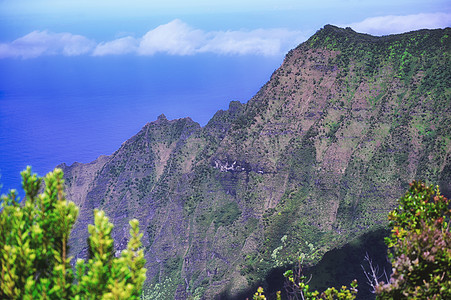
[0,54,283,195]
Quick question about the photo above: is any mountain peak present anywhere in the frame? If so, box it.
[300,24,450,54]
[302,24,376,50]
[157,113,167,121]
[321,24,356,34]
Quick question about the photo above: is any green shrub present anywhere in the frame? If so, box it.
[376,181,451,299]
[281,257,358,300]
[0,167,146,299]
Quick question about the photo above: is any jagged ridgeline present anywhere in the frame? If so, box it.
[61,25,450,299]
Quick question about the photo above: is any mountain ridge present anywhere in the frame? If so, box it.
[61,25,450,299]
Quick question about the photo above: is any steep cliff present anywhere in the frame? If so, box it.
[61,25,451,299]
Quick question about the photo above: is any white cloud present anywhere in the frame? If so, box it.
[199,29,289,56]
[343,13,451,36]
[93,36,138,56]
[135,20,305,56]
[0,20,305,59]
[138,19,205,56]
[0,30,96,59]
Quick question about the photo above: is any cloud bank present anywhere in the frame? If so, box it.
[343,13,451,36]
[0,20,305,59]
[0,30,96,59]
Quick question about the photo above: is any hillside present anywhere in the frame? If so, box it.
[61,25,451,299]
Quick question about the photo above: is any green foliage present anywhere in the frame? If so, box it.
[163,256,182,278]
[282,257,358,300]
[0,167,146,299]
[325,120,341,142]
[376,181,451,299]
[141,278,176,300]
[251,286,281,300]
[213,201,241,229]
[251,257,357,300]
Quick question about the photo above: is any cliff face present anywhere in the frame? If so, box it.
[61,25,451,299]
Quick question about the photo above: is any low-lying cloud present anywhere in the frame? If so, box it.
[342,13,451,36]
[137,20,206,56]
[0,19,305,59]
[0,30,96,59]
[198,29,294,56]
[99,20,305,57]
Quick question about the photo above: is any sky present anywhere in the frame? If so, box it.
[0,0,450,194]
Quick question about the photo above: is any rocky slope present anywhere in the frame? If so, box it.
[61,25,450,299]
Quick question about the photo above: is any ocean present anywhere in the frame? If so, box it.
[0,54,283,195]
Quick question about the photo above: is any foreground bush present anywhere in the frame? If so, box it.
[0,167,146,299]
[376,181,451,298]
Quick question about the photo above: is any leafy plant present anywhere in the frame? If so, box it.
[0,167,146,299]
[376,181,451,299]
[282,256,358,300]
